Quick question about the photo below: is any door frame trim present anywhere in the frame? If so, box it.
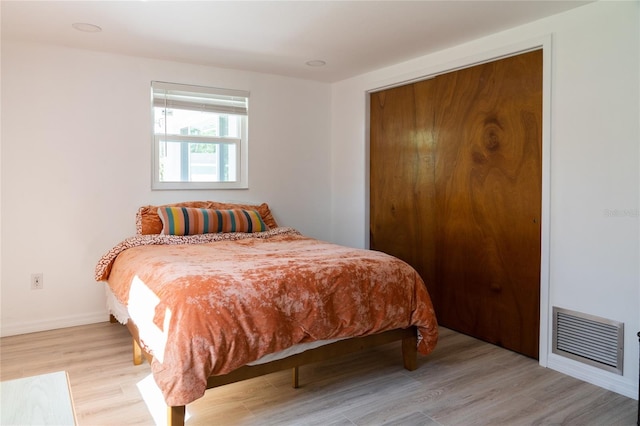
[365,35,552,366]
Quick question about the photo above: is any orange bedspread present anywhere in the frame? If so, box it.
[96,228,438,406]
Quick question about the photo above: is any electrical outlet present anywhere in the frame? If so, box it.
[31,273,43,290]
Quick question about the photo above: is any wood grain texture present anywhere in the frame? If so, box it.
[370,79,438,299]
[0,371,76,425]
[1,323,636,425]
[370,50,542,359]
[433,50,542,358]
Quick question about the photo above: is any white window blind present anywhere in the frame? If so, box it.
[152,81,249,116]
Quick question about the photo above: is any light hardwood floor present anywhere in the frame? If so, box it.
[1,322,637,425]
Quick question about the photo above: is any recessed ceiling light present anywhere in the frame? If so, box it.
[72,23,102,33]
[306,60,326,67]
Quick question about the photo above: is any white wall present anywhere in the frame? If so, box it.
[0,41,332,336]
[330,1,639,399]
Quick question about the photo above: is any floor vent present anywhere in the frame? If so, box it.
[552,307,623,375]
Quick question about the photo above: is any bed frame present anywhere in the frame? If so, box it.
[117,317,418,426]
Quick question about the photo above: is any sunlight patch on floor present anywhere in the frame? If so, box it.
[137,373,191,425]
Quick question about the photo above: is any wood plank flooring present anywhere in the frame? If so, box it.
[1,322,636,425]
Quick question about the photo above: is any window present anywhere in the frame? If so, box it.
[151,81,249,189]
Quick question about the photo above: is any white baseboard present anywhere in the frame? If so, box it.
[547,353,638,400]
[0,310,109,337]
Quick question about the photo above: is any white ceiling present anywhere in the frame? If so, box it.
[1,1,591,82]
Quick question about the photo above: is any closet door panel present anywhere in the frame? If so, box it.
[370,80,438,298]
[434,50,542,358]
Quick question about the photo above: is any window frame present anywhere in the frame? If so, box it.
[151,81,249,190]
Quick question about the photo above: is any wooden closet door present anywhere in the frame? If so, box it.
[434,51,542,358]
[370,50,542,359]
[370,79,438,298]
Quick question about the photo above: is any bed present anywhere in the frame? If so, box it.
[95,201,438,426]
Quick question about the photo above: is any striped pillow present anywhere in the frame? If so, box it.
[157,207,269,236]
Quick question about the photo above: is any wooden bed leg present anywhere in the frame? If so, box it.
[402,333,418,371]
[132,338,144,366]
[292,366,299,388]
[167,405,185,426]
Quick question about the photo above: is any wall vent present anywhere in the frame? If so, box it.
[552,307,623,375]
